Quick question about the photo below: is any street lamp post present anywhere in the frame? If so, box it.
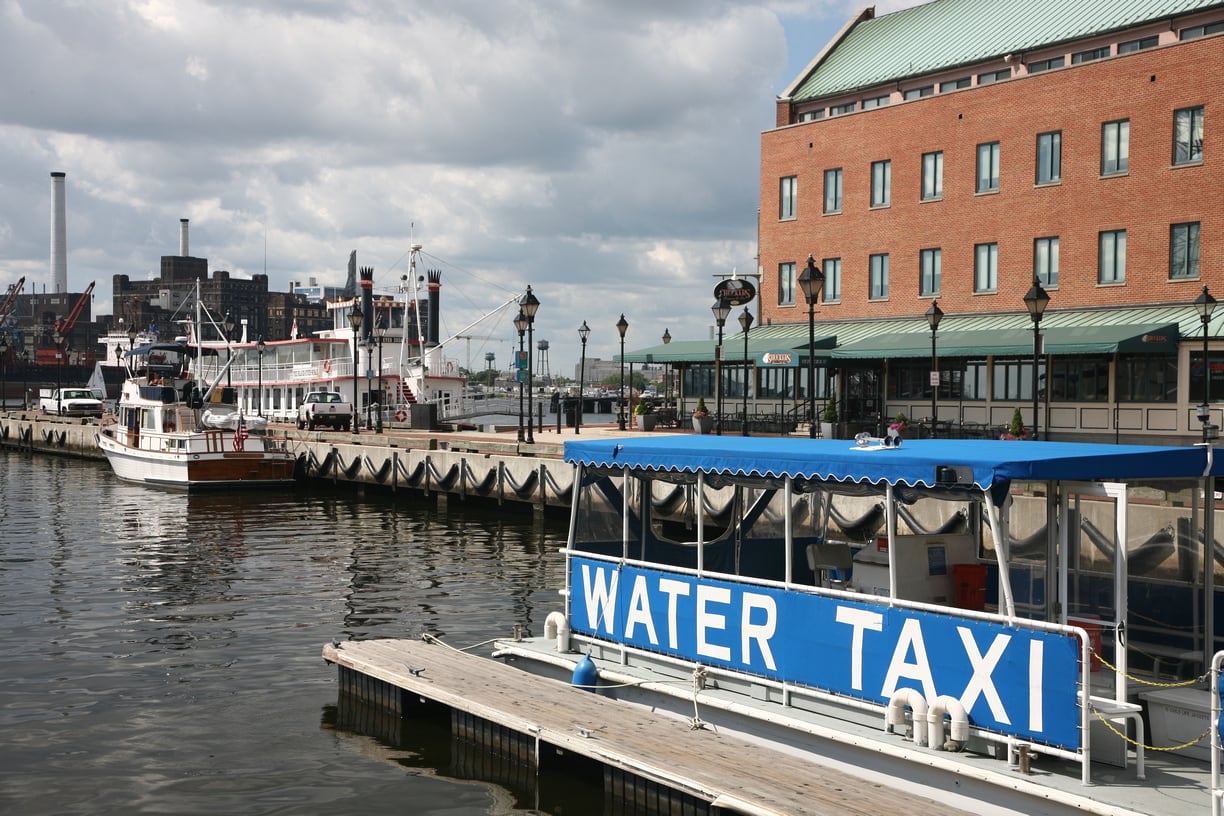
[616,314,629,430]
[376,316,386,433]
[53,331,64,416]
[797,255,824,438]
[514,311,527,442]
[577,321,590,435]
[1195,285,1218,443]
[255,336,266,417]
[364,337,375,430]
[520,286,540,444]
[926,299,944,437]
[738,308,753,436]
[1023,278,1051,440]
[348,305,362,434]
[661,328,671,410]
[20,351,29,410]
[711,300,731,435]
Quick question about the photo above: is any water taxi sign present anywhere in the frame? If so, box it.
[569,556,1081,750]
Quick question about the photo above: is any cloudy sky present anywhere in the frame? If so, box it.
[0,0,913,374]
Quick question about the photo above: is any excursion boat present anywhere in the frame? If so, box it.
[95,340,296,488]
[494,434,1224,816]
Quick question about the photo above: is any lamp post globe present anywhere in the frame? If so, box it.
[616,314,629,430]
[797,254,824,438]
[1023,278,1050,440]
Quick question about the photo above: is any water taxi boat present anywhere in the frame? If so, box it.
[494,435,1224,816]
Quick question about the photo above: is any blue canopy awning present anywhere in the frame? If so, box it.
[564,436,1219,504]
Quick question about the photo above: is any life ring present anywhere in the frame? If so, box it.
[323,358,332,374]
[446,361,455,373]
[395,409,407,422]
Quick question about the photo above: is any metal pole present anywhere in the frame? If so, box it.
[577,323,588,435]
[352,332,359,434]
[619,337,626,431]
[715,321,724,436]
[807,300,816,438]
[516,326,525,441]
[256,338,264,417]
[526,317,535,444]
[377,334,384,433]
[1032,323,1039,441]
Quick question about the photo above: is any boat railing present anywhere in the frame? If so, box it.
[1212,650,1224,814]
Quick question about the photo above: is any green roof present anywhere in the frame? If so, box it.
[787,0,1224,101]
[619,304,1198,364]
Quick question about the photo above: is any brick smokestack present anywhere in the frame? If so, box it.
[50,172,67,294]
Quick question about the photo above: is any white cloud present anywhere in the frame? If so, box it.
[0,0,922,371]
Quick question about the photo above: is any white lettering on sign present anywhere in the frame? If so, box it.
[762,352,793,365]
[957,626,1012,724]
[881,617,936,700]
[835,606,883,690]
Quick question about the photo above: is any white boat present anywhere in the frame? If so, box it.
[95,340,296,488]
[492,435,1224,816]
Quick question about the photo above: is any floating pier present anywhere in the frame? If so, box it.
[322,637,975,816]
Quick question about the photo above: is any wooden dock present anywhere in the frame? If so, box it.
[322,637,975,816]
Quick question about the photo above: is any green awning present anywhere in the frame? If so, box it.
[619,334,836,364]
[831,322,1180,359]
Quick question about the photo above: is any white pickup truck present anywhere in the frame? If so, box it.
[39,387,104,418]
[297,391,353,431]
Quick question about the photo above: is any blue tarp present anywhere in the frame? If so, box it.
[564,437,1220,504]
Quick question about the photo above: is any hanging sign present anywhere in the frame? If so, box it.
[714,278,756,306]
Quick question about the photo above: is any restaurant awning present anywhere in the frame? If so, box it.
[618,334,836,364]
[831,322,1180,359]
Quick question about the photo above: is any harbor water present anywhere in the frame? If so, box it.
[0,450,596,815]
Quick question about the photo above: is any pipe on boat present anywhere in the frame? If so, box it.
[885,687,928,747]
[926,694,969,750]
[544,611,571,652]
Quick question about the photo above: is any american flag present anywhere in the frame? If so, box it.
[233,417,248,452]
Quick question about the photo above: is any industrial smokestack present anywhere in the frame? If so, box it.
[359,266,374,343]
[50,172,67,294]
[180,219,189,256]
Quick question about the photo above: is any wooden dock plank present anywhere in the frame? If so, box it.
[324,638,974,816]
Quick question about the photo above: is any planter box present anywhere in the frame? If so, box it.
[692,415,713,434]
[636,413,658,431]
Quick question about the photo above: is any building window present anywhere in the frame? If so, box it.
[1072,46,1110,63]
[822,258,841,302]
[1117,354,1177,401]
[977,69,1010,85]
[1048,357,1110,402]
[1174,106,1204,164]
[823,168,843,214]
[1118,35,1159,53]
[829,102,856,116]
[1034,237,1060,288]
[1036,131,1062,184]
[962,360,989,400]
[1099,230,1127,284]
[976,141,1000,192]
[974,243,998,292]
[869,254,889,300]
[798,109,825,122]
[903,85,934,100]
[940,77,970,92]
[870,160,891,207]
[1101,119,1130,174]
[1182,21,1224,39]
[1170,222,1201,279]
[920,248,941,296]
[992,359,1039,401]
[921,151,943,200]
[1028,56,1064,73]
[779,176,797,220]
[778,262,797,305]
[862,95,890,110]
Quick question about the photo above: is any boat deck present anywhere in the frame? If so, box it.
[491,635,1215,816]
[322,637,981,816]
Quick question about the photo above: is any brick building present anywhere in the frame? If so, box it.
[747,0,1223,441]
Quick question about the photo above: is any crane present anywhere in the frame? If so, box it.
[453,334,502,374]
[0,276,26,330]
[53,281,95,339]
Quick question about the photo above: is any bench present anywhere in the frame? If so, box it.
[1081,692,1145,779]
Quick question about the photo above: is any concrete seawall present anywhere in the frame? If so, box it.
[0,412,656,514]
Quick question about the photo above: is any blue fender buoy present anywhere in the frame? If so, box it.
[1217,711,1224,746]
[572,653,598,692]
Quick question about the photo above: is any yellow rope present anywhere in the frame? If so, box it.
[1092,648,1204,688]
[1091,707,1211,752]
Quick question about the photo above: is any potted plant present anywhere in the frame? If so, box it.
[692,397,713,434]
[1000,407,1028,440]
[635,398,657,431]
[820,401,838,438]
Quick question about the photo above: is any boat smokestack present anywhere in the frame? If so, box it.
[179,219,189,256]
[427,269,441,348]
[50,172,67,294]
[359,265,374,343]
